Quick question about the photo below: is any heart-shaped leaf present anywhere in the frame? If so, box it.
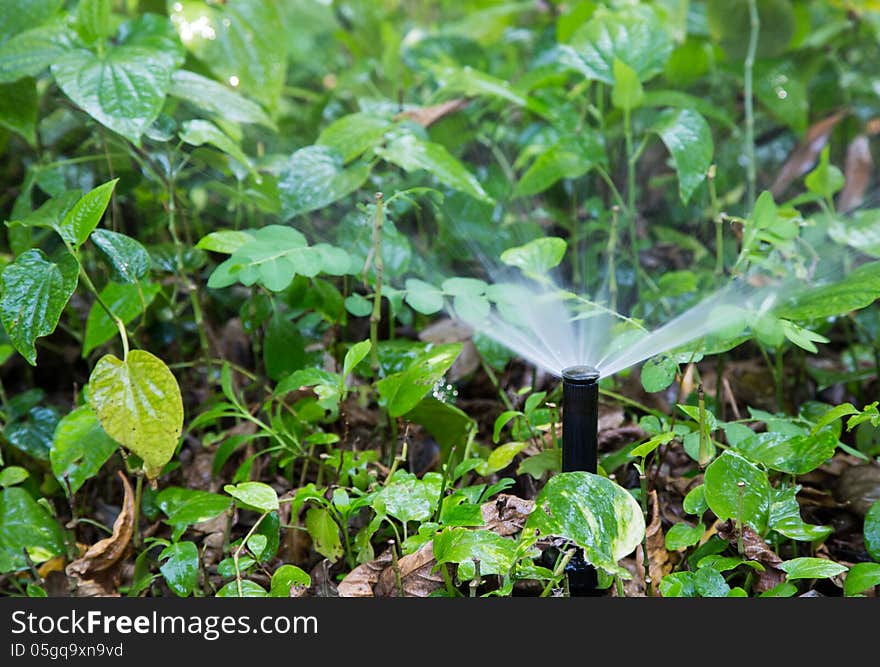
[50,405,118,495]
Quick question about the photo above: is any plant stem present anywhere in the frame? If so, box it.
[369,193,385,374]
[540,548,575,597]
[744,0,760,210]
[607,206,619,311]
[78,264,129,359]
[707,165,725,275]
[234,511,269,597]
[133,472,143,548]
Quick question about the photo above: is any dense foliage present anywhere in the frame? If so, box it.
[1,0,879,598]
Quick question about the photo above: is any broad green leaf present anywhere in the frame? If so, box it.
[118,13,185,67]
[90,229,151,284]
[828,209,880,258]
[4,405,59,461]
[500,237,567,278]
[754,61,807,135]
[169,70,274,128]
[844,562,880,597]
[179,119,253,172]
[276,146,370,220]
[83,281,160,356]
[433,527,519,577]
[0,467,27,488]
[780,557,847,580]
[0,78,37,145]
[317,112,391,163]
[805,146,844,199]
[866,500,880,561]
[305,507,342,562]
[170,0,286,112]
[269,564,311,597]
[76,0,111,45]
[810,403,859,435]
[377,131,492,203]
[780,320,829,354]
[735,431,837,475]
[196,230,254,255]
[376,471,442,523]
[525,471,645,577]
[611,57,643,111]
[224,482,278,513]
[404,278,445,315]
[642,90,736,130]
[650,108,713,203]
[441,277,487,297]
[476,442,528,476]
[376,344,462,417]
[159,541,199,597]
[50,405,118,495]
[514,133,606,197]
[768,486,832,541]
[344,293,372,317]
[640,355,678,392]
[263,313,305,382]
[683,485,708,516]
[51,45,175,145]
[432,64,528,107]
[0,0,63,42]
[343,340,371,378]
[208,226,315,291]
[0,487,65,571]
[560,5,673,83]
[89,349,184,480]
[694,566,731,597]
[517,449,561,479]
[777,261,880,320]
[157,487,231,527]
[406,397,475,452]
[706,0,796,59]
[57,179,118,247]
[704,450,772,533]
[216,580,267,597]
[629,431,675,459]
[659,571,696,597]
[0,21,73,83]
[0,249,78,365]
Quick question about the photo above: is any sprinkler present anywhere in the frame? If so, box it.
[561,365,600,595]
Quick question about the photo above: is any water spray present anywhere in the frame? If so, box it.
[560,365,600,595]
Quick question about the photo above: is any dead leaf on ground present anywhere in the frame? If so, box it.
[771,109,849,198]
[643,490,672,595]
[716,519,784,593]
[838,134,874,212]
[836,464,880,517]
[66,471,135,596]
[481,494,534,536]
[396,99,468,127]
[337,549,393,597]
[375,542,444,597]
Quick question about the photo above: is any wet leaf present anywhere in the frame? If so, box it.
[844,562,880,597]
[611,57,643,111]
[704,450,772,533]
[83,281,161,356]
[778,261,880,320]
[0,486,65,572]
[157,487,231,528]
[650,108,713,203]
[0,78,37,145]
[768,486,832,542]
[377,472,442,523]
[305,507,342,563]
[0,466,28,488]
[780,557,847,580]
[665,522,705,550]
[50,405,118,495]
[169,69,274,129]
[275,146,371,220]
[224,482,278,513]
[0,21,74,83]
[640,355,678,392]
[179,119,253,172]
[270,564,310,597]
[735,430,837,475]
[376,344,462,417]
[433,527,519,577]
[90,229,151,284]
[866,500,880,561]
[317,112,391,163]
[514,132,605,197]
[89,350,184,480]
[828,209,880,258]
[500,237,567,278]
[158,541,199,597]
[4,405,59,460]
[706,0,795,59]
[343,340,372,378]
[0,249,78,365]
[216,580,267,597]
[404,279,445,315]
[525,472,645,577]
[67,471,134,577]
[476,442,528,476]
[754,61,807,134]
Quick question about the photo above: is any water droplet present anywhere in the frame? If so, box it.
[228,75,240,87]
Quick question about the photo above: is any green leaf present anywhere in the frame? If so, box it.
[525,471,645,577]
[683,485,708,516]
[404,278,445,315]
[514,132,606,197]
[169,69,274,128]
[263,314,305,382]
[560,5,673,83]
[216,580,267,598]
[179,119,252,171]
[0,249,79,365]
[89,349,184,480]
[317,112,391,163]
[158,541,199,597]
[51,45,175,145]
[157,487,231,528]
[0,21,74,83]
[344,293,372,317]
[4,405,58,461]
[768,486,832,542]
[780,557,847,580]
[866,500,880,561]
[433,528,519,578]
[224,482,278,513]
[276,146,370,220]
[754,61,807,135]
[50,405,118,495]
[0,466,28,488]
[694,566,731,597]
[804,146,844,200]
[0,0,63,43]
[517,449,561,479]
[83,281,160,356]
[59,179,118,247]
[735,430,837,475]
[778,261,880,320]
[810,403,859,436]
[305,507,342,562]
[0,487,64,571]
[629,431,675,459]
[499,237,567,278]
[780,320,829,354]
[0,78,37,145]
[269,564,311,597]
[376,344,462,417]
[828,209,880,258]
[90,229,151,284]
[665,522,705,550]
[76,0,111,45]
[196,230,254,255]
[170,0,286,112]
[706,0,796,59]
[377,472,442,524]
[343,340,371,378]
[377,131,492,203]
[704,450,772,533]
[611,57,643,111]
[844,562,880,597]
[650,108,713,203]
[477,442,528,476]
[659,571,696,597]
[640,355,678,393]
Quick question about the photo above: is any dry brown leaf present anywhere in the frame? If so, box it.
[375,542,443,597]
[396,99,468,127]
[644,490,671,595]
[771,109,849,198]
[716,519,784,593]
[838,134,874,212]
[481,494,534,536]
[67,471,134,578]
[337,549,393,598]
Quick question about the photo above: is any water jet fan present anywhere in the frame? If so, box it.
[560,365,601,595]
